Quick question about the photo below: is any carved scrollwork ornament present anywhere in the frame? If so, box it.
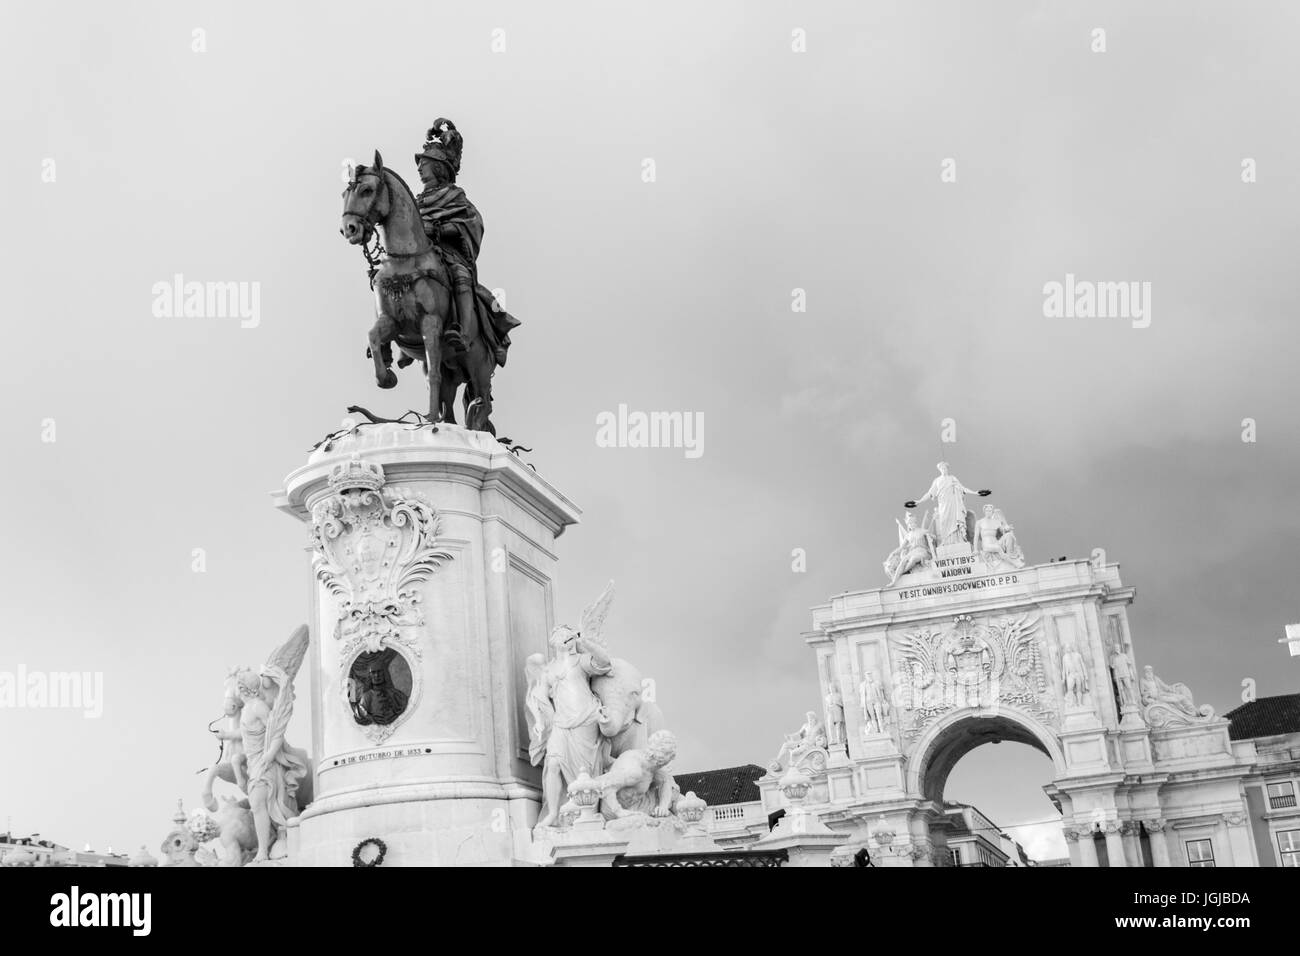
[1142,818,1167,833]
[1222,812,1246,827]
[310,458,454,743]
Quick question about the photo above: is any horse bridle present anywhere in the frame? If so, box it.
[345,169,389,287]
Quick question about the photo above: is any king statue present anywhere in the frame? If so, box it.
[339,117,520,432]
[414,119,519,369]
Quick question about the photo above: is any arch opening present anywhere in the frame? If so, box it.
[916,714,1054,804]
[913,712,1067,865]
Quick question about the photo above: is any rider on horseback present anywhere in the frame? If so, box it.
[414,118,518,368]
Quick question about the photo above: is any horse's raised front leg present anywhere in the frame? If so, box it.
[369,312,398,389]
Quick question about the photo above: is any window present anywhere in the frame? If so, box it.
[1186,839,1215,868]
[1266,781,1297,810]
[949,848,961,866]
[1278,830,1300,868]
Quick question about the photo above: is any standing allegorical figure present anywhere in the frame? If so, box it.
[236,625,313,863]
[824,683,847,746]
[524,583,617,829]
[906,462,991,546]
[414,119,520,368]
[859,672,890,734]
[1060,641,1089,707]
[1109,646,1137,709]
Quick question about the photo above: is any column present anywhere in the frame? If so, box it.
[1223,813,1257,866]
[1070,827,1099,867]
[1103,822,1127,867]
[1143,819,1172,867]
[1120,821,1144,867]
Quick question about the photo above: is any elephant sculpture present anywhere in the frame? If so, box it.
[592,657,665,759]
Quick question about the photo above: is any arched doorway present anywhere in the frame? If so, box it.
[907,710,1068,866]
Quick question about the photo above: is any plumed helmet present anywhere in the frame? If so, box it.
[416,117,463,177]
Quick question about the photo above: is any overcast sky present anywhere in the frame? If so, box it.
[2,0,1298,860]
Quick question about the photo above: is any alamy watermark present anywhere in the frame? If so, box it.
[50,887,150,936]
[1042,273,1151,329]
[595,404,704,459]
[151,274,261,328]
[0,666,103,718]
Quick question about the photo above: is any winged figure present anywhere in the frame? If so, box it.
[523,582,615,828]
[237,625,314,863]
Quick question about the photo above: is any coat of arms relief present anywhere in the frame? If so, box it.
[891,613,1054,739]
[310,456,455,743]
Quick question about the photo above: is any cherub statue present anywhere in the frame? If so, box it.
[236,625,313,863]
[591,730,681,819]
[524,582,616,829]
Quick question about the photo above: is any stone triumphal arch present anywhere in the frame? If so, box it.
[758,464,1252,867]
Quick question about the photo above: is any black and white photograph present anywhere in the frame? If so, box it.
[1,0,1296,937]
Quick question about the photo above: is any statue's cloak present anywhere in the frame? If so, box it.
[417,184,520,366]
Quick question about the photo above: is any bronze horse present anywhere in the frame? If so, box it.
[340,151,495,431]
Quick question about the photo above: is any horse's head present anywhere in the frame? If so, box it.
[340,150,391,245]
[222,667,247,717]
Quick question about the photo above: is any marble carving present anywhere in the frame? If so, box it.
[311,455,453,744]
[524,582,691,831]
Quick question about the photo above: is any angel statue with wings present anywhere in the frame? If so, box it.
[884,510,936,585]
[235,625,313,864]
[524,582,616,829]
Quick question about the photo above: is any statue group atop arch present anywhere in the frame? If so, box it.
[884,462,1024,584]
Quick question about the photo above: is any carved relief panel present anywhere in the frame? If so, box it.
[310,457,454,744]
[889,613,1053,740]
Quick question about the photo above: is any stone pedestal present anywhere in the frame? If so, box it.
[749,813,847,867]
[273,422,580,866]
